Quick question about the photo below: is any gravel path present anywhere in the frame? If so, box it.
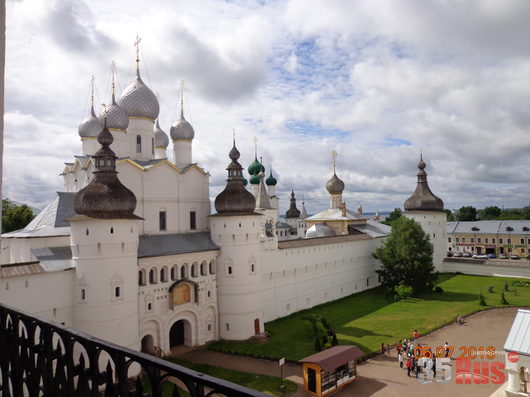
[176,307,523,397]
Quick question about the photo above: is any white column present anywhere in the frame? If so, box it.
[173,140,192,168]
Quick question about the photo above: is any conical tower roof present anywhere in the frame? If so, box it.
[404,155,444,212]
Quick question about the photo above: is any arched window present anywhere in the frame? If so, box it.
[136,135,142,153]
[160,267,166,283]
[209,260,216,274]
[170,266,176,281]
[200,262,207,276]
[149,269,156,284]
[180,264,188,279]
[138,270,145,286]
[191,263,198,278]
[115,286,120,297]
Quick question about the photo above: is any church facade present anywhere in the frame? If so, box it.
[0,54,446,354]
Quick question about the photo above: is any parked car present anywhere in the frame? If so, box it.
[447,252,454,257]
[462,252,472,257]
[473,254,488,259]
[453,252,463,257]
[510,255,520,260]
[499,254,509,259]
[487,253,496,259]
[526,255,530,261]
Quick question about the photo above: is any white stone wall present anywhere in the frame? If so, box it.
[0,269,74,324]
[71,218,140,350]
[260,237,385,321]
[127,118,155,161]
[2,235,70,264]
[173,141,192,168]
[404,211,447,271]
[211,214,264,340]
[138,250,219,351]
[443,260,530,278]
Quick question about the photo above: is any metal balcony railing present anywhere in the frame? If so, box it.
[0,303,268,397]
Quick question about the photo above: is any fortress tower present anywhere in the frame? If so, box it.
[403,155,446,271]
[210,138,264,340]
[70,121,142,349]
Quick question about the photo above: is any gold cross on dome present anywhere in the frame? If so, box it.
[331,150,338,172]
[253,136,258,157]
[134,35,142,63]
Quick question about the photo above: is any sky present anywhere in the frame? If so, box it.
[4,0,530,215]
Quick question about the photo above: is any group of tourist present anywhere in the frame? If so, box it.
[381,330,451,379]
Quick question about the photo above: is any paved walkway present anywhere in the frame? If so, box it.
[176,307,522,397]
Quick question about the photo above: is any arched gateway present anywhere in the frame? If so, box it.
[169,319,192,347]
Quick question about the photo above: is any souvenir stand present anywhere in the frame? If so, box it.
[299,345,364,396]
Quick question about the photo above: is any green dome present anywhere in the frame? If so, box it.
[249,172,260,185]
[266,170,277,186]
[242,177,248,186]
[248,157,265,175]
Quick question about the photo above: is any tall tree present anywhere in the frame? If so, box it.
[2,199,35,233]
[444,209,455,221]
[374,217,436,294]
[456,206,477,221]
[479,206,501,220]
[382,208,402,226]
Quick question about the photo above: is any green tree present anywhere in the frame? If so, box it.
[479,206,501,220]
[444,209,455,221]
[374,217,436,294]
[382,208,402,226]
[455,206,477,221]
[2,199,35,233]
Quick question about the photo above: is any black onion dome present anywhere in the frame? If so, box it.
[285,190,301,218]
[74,121,139,219]
[326,172,345,195]
[404,155,444,212]
[214,139,256,214]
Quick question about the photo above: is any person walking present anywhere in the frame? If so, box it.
[397,342,402,356]
[406,356,412,377]
[381,343,386,354]
[413,329,419,340]
[444,342,450,358]
[398,352,403,368]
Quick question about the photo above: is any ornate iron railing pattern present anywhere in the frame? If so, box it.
[0,303,268,397]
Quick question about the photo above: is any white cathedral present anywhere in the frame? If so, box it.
[0,53,447,355]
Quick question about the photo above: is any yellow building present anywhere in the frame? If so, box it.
[447,221,530,257]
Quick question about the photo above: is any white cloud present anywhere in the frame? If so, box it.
[5,0,530,216]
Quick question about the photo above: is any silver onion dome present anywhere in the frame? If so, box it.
[170,113,195,141]
[154,119,169,148]
[100,93,129,131]
[118,71,160,120]
[326,172,345,195]
[78,106,101,138]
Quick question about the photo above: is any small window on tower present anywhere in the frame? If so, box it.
[227,266,232,275]
[136,135,142,153]
[115,286,120,297]
[190,211,197,230]
[159,211,167,231]
[152,138,154,155]
[81,289,86,300]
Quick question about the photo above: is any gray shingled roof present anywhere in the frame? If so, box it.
[2,192,75,238]
[504,309,530,356]
[447,220,530,235]
[138,232,219,258]
[31,246,73,272]
[350,220,391,238]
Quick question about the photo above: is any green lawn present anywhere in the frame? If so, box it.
[161,358,297,396]
[209,273,530,361]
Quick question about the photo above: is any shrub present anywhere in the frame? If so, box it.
[500,293,509,305]
[487,285,494,293]
[504,282,509,291]
[395,284,414,300]
[433,286,444,294]
[321,318,330,330]
[321,336,328,346]
[331,333,338,346]
[324,343,332,349]
[479,292,487,306]
[314,338,322,352]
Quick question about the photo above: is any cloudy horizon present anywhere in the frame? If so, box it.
[4,0,530,216]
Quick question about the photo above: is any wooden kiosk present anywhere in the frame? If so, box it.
[300,345,364,396]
